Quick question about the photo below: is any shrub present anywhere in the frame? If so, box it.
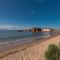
[45,44,60,60]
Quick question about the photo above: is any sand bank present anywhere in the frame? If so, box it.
[0,34,60,60]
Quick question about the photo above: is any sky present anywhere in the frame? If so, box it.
[0,0,60,30]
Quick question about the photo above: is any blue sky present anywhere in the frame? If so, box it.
[0,0,60,30]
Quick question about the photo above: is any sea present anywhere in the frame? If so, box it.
[0,30,53,43]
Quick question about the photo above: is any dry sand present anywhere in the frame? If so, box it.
[0,35,60,60]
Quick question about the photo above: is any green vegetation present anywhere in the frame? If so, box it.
[45,44,60,60]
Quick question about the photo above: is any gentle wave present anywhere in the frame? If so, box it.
[0,30,52,43]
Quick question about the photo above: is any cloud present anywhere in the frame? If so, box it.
[0,25,20,30]
[29,10,36,15]
[0,25,31,30]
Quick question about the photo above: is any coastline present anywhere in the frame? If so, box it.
[0,32,59,60]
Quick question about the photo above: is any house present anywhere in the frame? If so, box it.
[42,28,50,32]
[31,27,42,32]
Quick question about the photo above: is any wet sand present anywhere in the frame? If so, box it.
[0,34,60,60]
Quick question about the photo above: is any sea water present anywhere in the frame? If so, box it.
[0,30,52,43]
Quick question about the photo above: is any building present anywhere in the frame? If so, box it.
[42,28,54,32]
[42,28,50,32]
[31,28,42,32]
[17,27,54,32]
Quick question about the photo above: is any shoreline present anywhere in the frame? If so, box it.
[0,32,59,59]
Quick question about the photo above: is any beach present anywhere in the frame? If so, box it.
[0,0,60,59]
[0,34,60,60]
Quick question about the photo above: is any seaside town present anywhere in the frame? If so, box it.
[17,27,54,32]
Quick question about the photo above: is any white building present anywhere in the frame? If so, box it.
[42,28,50,32]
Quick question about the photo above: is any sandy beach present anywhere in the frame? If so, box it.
[0,34,60,60]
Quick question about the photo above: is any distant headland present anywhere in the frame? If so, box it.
[17,27,54,32]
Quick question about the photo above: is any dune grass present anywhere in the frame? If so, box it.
[45,44,60,60]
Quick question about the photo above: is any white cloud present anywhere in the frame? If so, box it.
[0,25,20,30]
[0,25,32,30]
